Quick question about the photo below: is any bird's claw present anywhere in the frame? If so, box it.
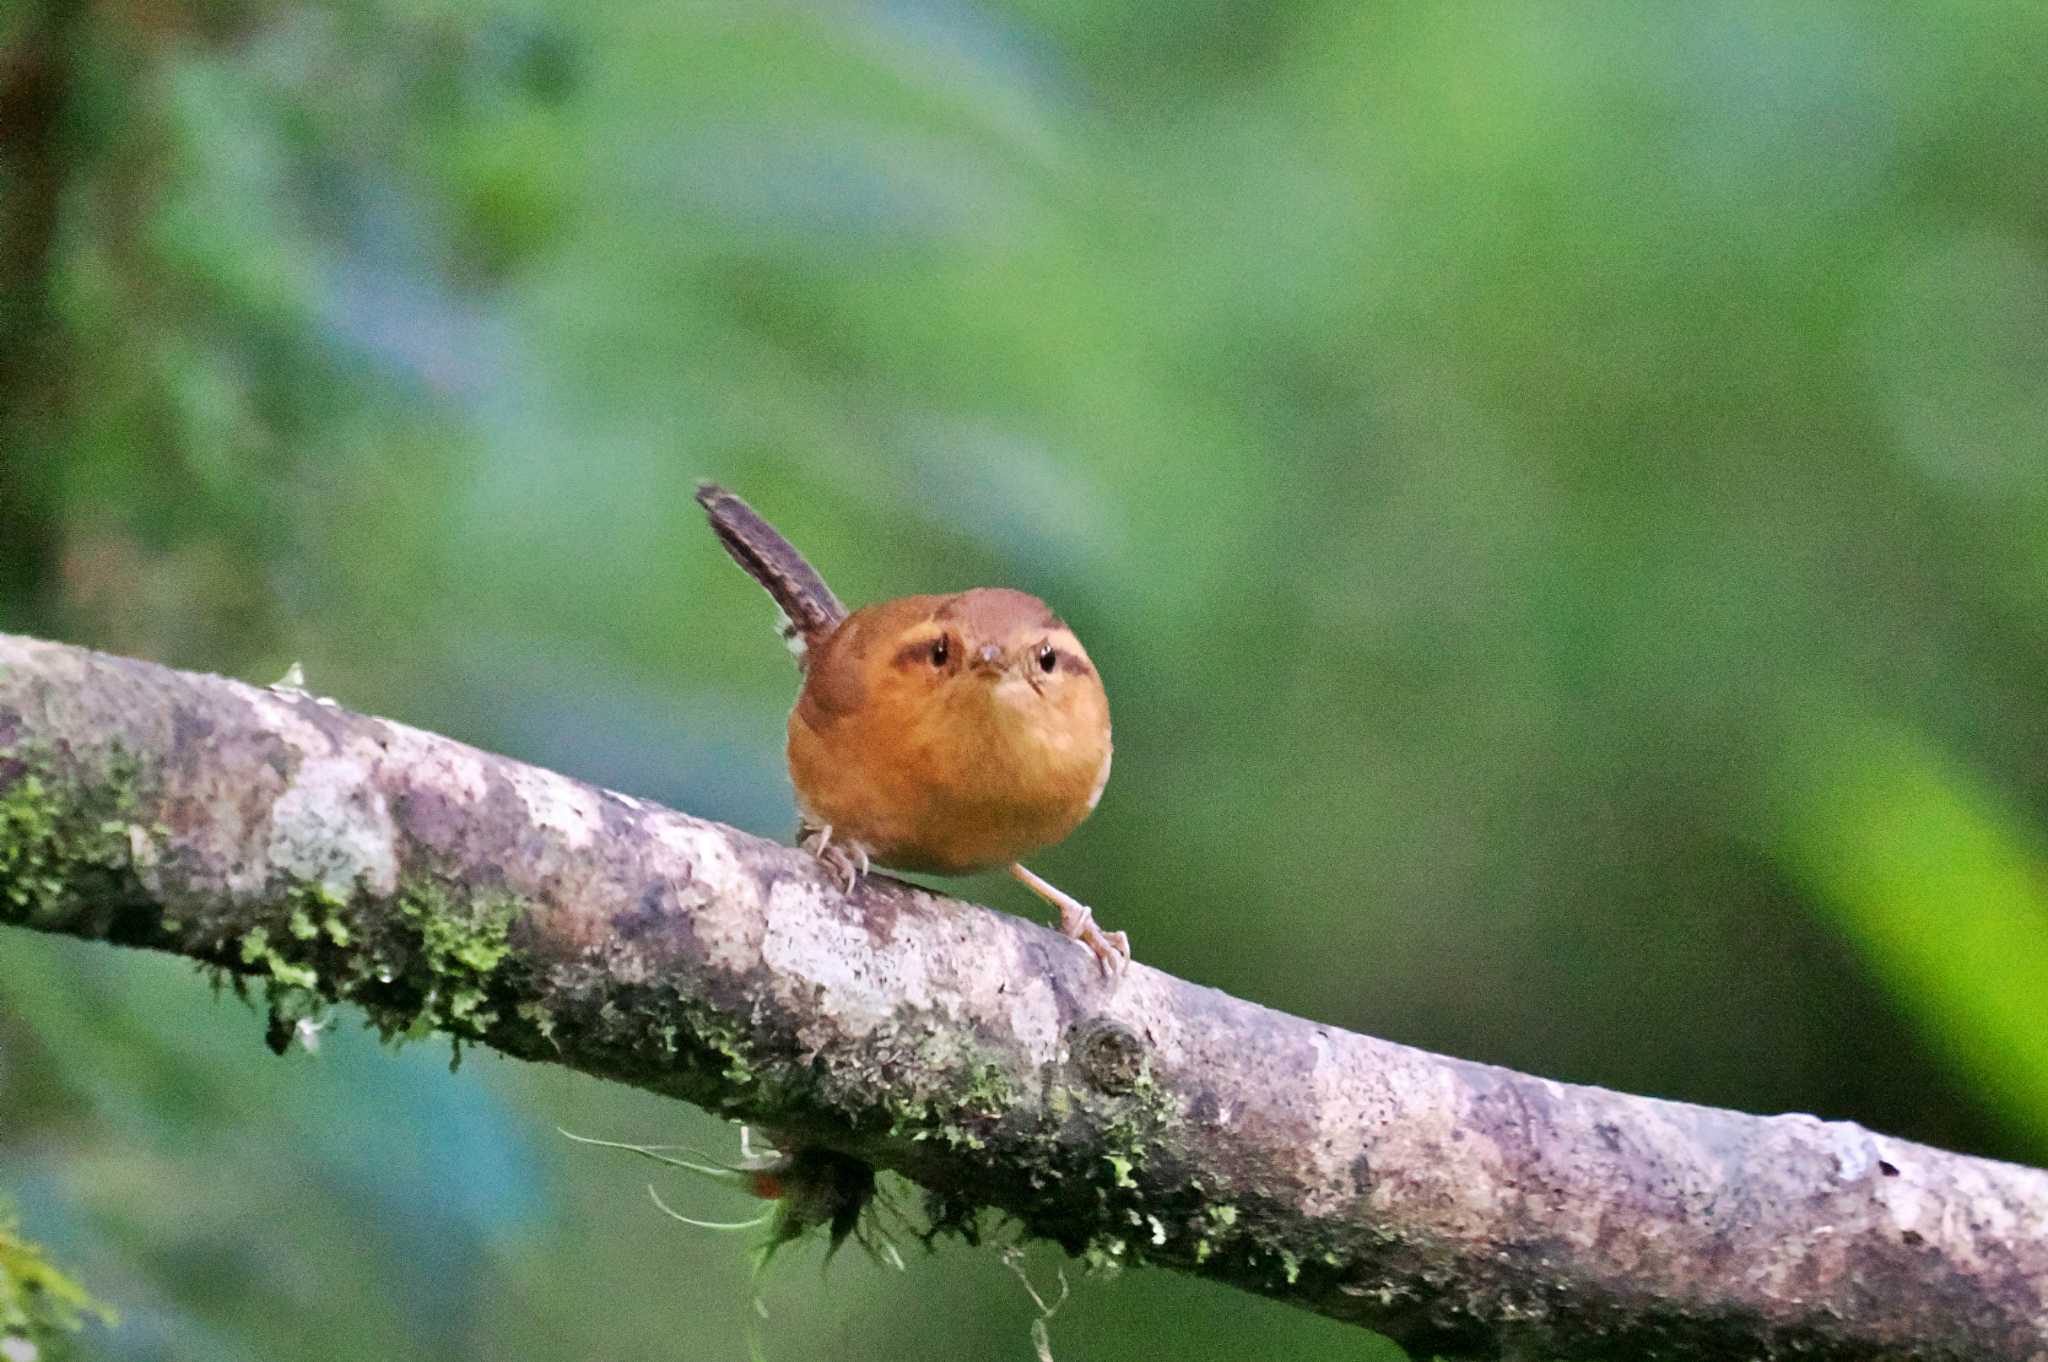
[1057,899,1131,979]
[799,823,867,893]
[1009,862,1130,980]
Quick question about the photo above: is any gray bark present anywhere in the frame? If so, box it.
[1,630,2043,1360]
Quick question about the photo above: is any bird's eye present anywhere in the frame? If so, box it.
[930,636,950,667]
[1037,643,1057,673]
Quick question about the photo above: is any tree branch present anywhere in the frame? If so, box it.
[1,631,2043,1360]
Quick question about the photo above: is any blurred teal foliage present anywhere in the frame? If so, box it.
[3,2,2047,1358]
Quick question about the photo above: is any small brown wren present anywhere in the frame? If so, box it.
[696,484,1128,974]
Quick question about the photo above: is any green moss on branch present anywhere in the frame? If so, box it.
[0,745,537,1064]
[0,751,149,934]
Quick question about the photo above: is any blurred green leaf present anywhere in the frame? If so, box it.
[1768,706,2048,1151]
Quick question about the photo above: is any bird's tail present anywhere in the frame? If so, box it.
[695,484,847,662]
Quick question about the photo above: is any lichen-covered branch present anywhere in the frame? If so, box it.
[1,631,2044,1361]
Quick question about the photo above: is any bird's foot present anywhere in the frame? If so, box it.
[1009,862,1130,979]
[799,822,868,892]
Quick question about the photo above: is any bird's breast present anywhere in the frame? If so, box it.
[786,678,1110,875]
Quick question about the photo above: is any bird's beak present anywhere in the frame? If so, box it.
[971,643,1005,675]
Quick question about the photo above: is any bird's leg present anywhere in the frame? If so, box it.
[798,821,866,892]
[1009,863,1129,978]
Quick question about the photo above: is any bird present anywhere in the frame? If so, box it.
[695,483,1128,975]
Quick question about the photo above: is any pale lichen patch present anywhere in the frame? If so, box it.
[503,764,606,851]
[1823,1119,1884,1184]
[1002,972,1062,1066]
[265,748,399,897]
[762,878,932,1035]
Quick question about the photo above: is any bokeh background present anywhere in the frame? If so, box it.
[5,2,2048,1359]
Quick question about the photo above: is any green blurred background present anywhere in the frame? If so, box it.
[4,2,2048,1358]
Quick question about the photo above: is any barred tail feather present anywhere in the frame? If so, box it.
[695,483,847,663]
